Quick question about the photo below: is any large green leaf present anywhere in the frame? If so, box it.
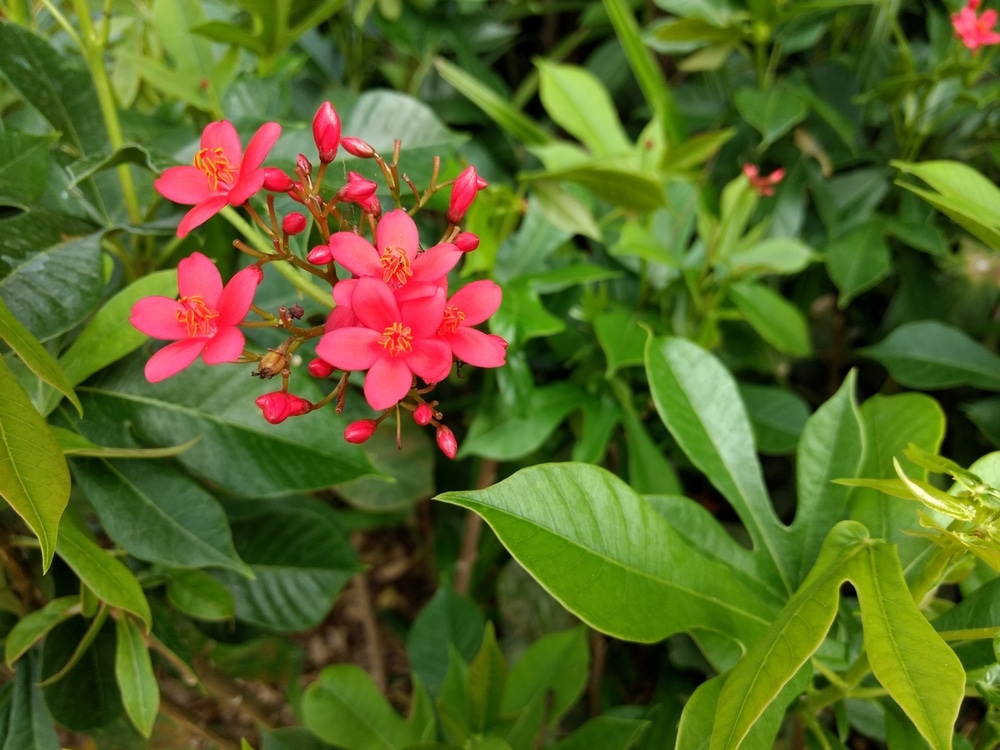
[787,372,864,584]
[70,458,251,576]
[734,83,808,149]
[521,159,667,212]
[0,357,69,572]
[114,616,159,738]
[55,516,151,630]
[69,355,376,496]
[825,220,891,308]
[436,463,776,644]
[0,653,60,750]
[0,132,55,204]
[4,597,79,667]
[862,320,1000,391]
[407,588,485,698]
[728,281,812,357]
[644,336,792,593]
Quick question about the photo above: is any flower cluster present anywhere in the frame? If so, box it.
[131,102,506,458]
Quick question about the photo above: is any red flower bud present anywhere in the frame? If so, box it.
[255,392,312,424]
[448,166,486,224]
[413,403,434,426]
[307,243,334,265]
[282,212,307,235]
[344,419,378,444]
[313,101,342,164]
[336,172,379,203]
[340,136,376,159]
[296,154,313,177]
[436,424,458,459]
[308,358,334,378]
[263,167,294,192]
[454,232,480,252]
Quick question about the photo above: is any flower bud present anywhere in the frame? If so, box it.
[413,403,434,426]
[336,172,379,203]
[454,232,480,253]
[282,212,307,235]
[307,243,334,265]
[263,167,294,192]
[340,137,376,159]
[296,153,313,178]
[255,392,311,424]
[312,101,342,164]
[308,357,334,378]
[436,424,458,459]
[344,419,378,444]
[448,166,487,224]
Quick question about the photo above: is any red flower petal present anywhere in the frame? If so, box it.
[144,338,207,382]
[411,245,462,284]
[177,252,224,306]
[400,289,446,340]
[448,327,507,368]
[329,232,381,277]
[155,166,218,204]
[406,339,453,383]
[228,168,267,206]
[216,265,262,327]
[351,278,400,331]
[447,280,502,325]
[241,122,282,172]
[129,296,189,339]
[363,355,413,410]
[177,196,230,237]
[315,328,382,371]
[201,326,245,364]
[202,121,242,163]
[375,209,419,257]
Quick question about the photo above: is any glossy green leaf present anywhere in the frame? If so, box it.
[734,83,808,149]
[729,237,816,276]
[467,624,506,733]
[530,180,602,241]
[0,357,69,572]
[302,664,424,750]
[166,568,235,622]
[537,60,633,157]
[4,597,79,668]
[41,618,122,731]
[619,403,682,496]
[436,463,775,644]
[862,320,1000,390]
[213,503,360,631]
[55,516,151,630]
[644,336,792,593]
[594,307,648,376]
[825,220,891,308]
[0,132,54,204]
[0,296,80,415]
[0,653,60,750]
[70,355,376,496]
[71,458,250,575]
[550,716,649,750]
[728,281,812,357]
[407,588,484,698]
[933,576,1000,639]
[114,616,159,737]
[788,372,864,584]
[521,159,667,211]
[737,384,810,456]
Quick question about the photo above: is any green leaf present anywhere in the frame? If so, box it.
[52,427,200,459]
[166,568,235,622]
[530,180,602,241]
[728,281,812,357]
[70,458,251,576]
[407,588,484,698]
[70,355,376,496]
[0,296,80,415]
[302,664,423,750]
[467,623,506,733]
[594,307,648,376]
[933,576,1000,639]
[55,515,151,630]
[737,384,810,456]
[728,237,816,276]
[644,336,792,593]
[0,357,69,572]
[787,372,864,584]
[521,159,667,211]
[617,397,682,496]
[114,616,159,738]
[213,503,360,631]
[436,463,775,644]
[549,716,650,750]
[0,132,55,204]
[825,220,891,308]
[0,653,60,750]
[5,597,80,667]
[537,60,633,157]
[862,320,1000,390]
[734,83,808,149]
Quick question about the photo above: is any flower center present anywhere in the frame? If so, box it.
[194,147,237,191]
[379,246,413,288]
[378,322,413,357]
[175,295,220,337]
[437,305,465,335]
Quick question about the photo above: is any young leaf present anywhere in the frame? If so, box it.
[407,588,485,698]
[5,597,80,667]
[728,281,812,357]
[825,220,891,308]
[467,623,507,733]
[436,463,776,644]
[0,652,61,750]
[114,616,159,737]
[0,357,69,572]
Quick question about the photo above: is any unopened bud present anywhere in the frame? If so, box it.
[448,166,487,224]
[312,101,342,164]
[337,172,379,204]
[255,392,312,424]
[307,243,334,265]
[454,232,479,253]
[436,424,458,459]
[413,403,434,426]
[341,137,376,159]
[296,153,312,178]
[345,419,378,444]
[282,212,307,235]
[308,358,334,378]
[263,167,294,192]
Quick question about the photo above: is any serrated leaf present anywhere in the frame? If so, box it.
[0,357,69,572]
[114,616,159,737]
[5,597,80,667]
[436,463,776,644]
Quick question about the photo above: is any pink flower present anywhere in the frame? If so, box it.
[327,209,462,297]
[344,419,378,443]
[130,253,262,382]
[448,166,488,224]
[155,120,282,237]
[953,0,1000,49]
[315,278,453,410]
[436,281,507,368]
[436,424,458,459]
[743,164,785,197]
[255,392,312,424]
[312,102,342,164]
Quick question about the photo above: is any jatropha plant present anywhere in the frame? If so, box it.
[129,101,505,459]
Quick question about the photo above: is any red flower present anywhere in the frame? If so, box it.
[436,280,507,368]
[742,164,785,197]
[447,166,488,224]
[953,0,1000,49]
[436,424,458,459]
[344,419,378,443]
[155,120,281,237]
[255,391,312,424]
[315,278,453,410]
[130,253,262,382]
[312,101,342,164]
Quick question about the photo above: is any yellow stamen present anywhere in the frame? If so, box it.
[379,246,413,287]
[437,306,465,335]
[193,147,237,191]
[378,322,413,356]
[175,295,219,337]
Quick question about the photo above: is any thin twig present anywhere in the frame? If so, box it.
[588,629,606,718]
[158,692,241,750]
[0,527,44,611]
[352,572,387,693]
[192,655,279,731]
[454,459,498,596]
